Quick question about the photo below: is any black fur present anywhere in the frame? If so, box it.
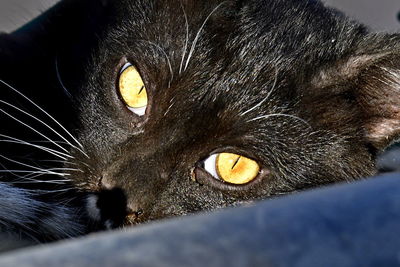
[0,0,400,248]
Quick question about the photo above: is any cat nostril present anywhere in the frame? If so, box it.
[97,188,128,228]
[126,208,144,223]
[135,208,144,216]
[127,208,143,217]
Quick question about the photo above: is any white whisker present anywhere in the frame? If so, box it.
[50,167,82,172]
[164,103,175,117]
[0,99,88,157]
[55,55,72,99]
[0,169,68,178]
[75,182,88,187]
[38,159,78,166]
[240,67,279,116]
[0,139,68,161]
[0,155,68,177]
[179,1,190,74]
[36,188,75,193]
[34,140,73,145]
[18,172,48,179]
[0,80,86,153]
[247,113,312,128]
[184,2,227,71]
[0,171,70,184]
[3,178,71,185]
[0,160,75,179]
[0,107,71,155]
[140,41,174,87]
[0,134,72,160]
[10,171,72,182]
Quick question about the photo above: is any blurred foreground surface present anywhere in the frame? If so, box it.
[0,173,399,267]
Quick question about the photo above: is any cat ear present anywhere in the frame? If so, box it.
[351,38,400,150]
[314,35,400,151]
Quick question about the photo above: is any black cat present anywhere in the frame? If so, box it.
[0,0,399,249]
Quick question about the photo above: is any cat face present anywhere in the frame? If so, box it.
[1,0,400,228]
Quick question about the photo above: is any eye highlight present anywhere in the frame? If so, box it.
[118,63,148,116]
[203,152,260,185]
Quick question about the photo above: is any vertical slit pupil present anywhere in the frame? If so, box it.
[231,156,241,170]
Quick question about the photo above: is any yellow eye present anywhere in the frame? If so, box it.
[216,153,260,184]
[203,153,260,185]
[118,63,148,115]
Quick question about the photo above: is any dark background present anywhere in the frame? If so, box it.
[0,0,399,32]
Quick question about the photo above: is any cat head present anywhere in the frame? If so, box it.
[2,0,400,228]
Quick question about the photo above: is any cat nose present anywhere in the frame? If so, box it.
[97,157,168,226]
[95,187,147,228]
[96,188,128,228]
